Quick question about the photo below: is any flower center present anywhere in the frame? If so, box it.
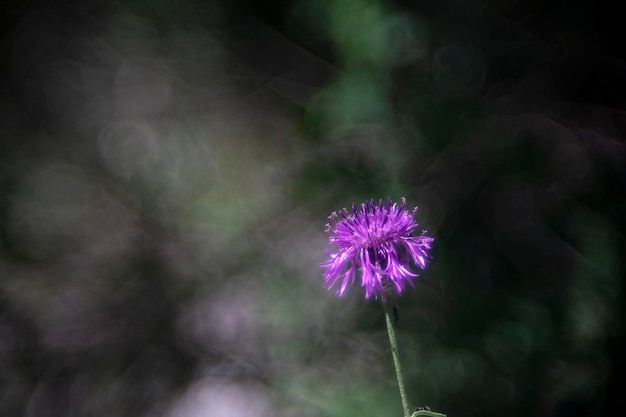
[367,246,389,270]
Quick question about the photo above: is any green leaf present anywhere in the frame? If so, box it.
[411,411,447,417]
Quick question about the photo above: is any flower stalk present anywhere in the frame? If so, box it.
[382,296,411,417]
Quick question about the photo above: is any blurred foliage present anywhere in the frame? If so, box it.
[1,0,625,417]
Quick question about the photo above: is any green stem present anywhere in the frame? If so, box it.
[382,298,411,417]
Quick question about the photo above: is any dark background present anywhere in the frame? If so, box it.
[1,1,625,416]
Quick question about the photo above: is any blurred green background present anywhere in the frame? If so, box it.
[1,0,625,416]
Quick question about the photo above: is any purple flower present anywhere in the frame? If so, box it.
[321,197,434,299]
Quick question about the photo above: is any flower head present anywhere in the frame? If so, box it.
[321,197,434,299]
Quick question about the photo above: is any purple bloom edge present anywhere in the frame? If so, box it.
[321,197,434,299]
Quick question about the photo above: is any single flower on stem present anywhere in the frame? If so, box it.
[321,197,440,417]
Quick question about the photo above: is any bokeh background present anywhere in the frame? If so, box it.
[1,0,625,416]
